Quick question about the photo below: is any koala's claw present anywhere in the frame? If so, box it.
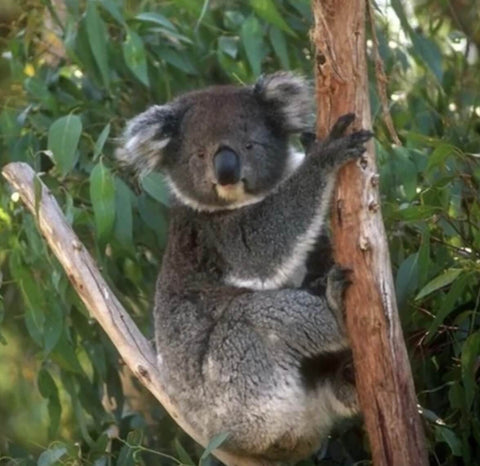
[329,113,356,139]
[326,265,353,319]
[350,130,374,145]
[343,130,373,160]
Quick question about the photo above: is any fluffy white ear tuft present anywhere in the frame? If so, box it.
[254,72,314,133]
[117,105,175,175]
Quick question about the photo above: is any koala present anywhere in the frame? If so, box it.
[120,72,372,464]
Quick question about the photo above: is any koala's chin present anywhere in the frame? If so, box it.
[215,181,246,203]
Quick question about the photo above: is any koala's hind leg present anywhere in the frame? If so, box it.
[326,265,352,320]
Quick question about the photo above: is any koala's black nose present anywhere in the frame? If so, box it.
[213,148,241,185]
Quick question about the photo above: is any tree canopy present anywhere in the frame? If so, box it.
[0,0,479,464]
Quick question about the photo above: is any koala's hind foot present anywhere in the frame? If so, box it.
[332,354,359,415]
[326,265,353,327]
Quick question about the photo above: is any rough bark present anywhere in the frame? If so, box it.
[1,162,264,466]
[311,1,428,465]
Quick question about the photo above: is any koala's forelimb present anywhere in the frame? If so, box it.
[219,121,372,290]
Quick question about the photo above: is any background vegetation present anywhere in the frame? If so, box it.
[0,0,479,464]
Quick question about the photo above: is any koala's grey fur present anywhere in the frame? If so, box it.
[120,72,372,463]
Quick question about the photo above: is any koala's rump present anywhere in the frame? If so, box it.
[154,289,345,461]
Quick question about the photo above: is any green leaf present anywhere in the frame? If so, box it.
[134,12,177,31]
[138,194,168,239]
[426,274,468,343]
[415,269,462,301]
[93,122,111,160]
[98,0,125,26]
[86,0,110,88]
[200,432,230,463]
[241,16,263,76]
[38,368,62,438]
[51,337,83,374]
[48,114,82,176]
[0,296,5,345]
[395,253,419,307]
[90,161,116,243]
[173,438,195,466]
[43,302,63,354]
[461,331,480,410]
[269,27,289,69]
[411,33,443,82]
[435,426,462,456]
[249,0,295,36]
[140,172,170,206]
[114,177,133,249]
[37,445,67,466]
[123,29,149,86]
[426,143,460,172]
[218,36,238,59]
[392,147,418,201]
[157,47,197,74]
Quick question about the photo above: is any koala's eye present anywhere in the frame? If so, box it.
[196,151,205,159]
[245,142,253,150]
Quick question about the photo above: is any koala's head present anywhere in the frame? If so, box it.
[120,72,313,211]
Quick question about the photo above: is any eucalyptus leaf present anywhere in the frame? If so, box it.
[123,29,149,86]
[48,114,82,176]
[415,269,462,301]
[249,0,295,36]
[90,161,116,243]
[86,0,110,88]
[200,432,230,463]
[140,172,170,206]
[241,16,263,76]
[37,445,68,466]
[93,123,111,160]
[461,332,480,410]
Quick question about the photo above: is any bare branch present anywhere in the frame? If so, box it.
[1,162,263,466]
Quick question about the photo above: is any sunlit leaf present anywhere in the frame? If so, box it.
[86,0,110,88]
[135,12,177,31]
[269,27,289,69]
[241,16,263,76]
[140,172,170,206]
[123,29,149,86]
[37,444,67,466]
[93,122,111,160]
[114,177,133,248]
[415,269,462,301]
[249,0,295,36]
[90,161,116,243]
[200,432,230,463]
[48,114,82,176]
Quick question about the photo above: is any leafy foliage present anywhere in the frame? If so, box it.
[0,0,478,465]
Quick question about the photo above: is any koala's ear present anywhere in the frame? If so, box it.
[254,72,314,133]
[117,104,178,175]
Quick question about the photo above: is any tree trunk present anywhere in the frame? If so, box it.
[311,2,428,465]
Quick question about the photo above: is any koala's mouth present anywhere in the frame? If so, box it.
[215,181,247,202]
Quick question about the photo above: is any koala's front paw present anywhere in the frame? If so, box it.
[342,129,374,160]
[326,265,353,323]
